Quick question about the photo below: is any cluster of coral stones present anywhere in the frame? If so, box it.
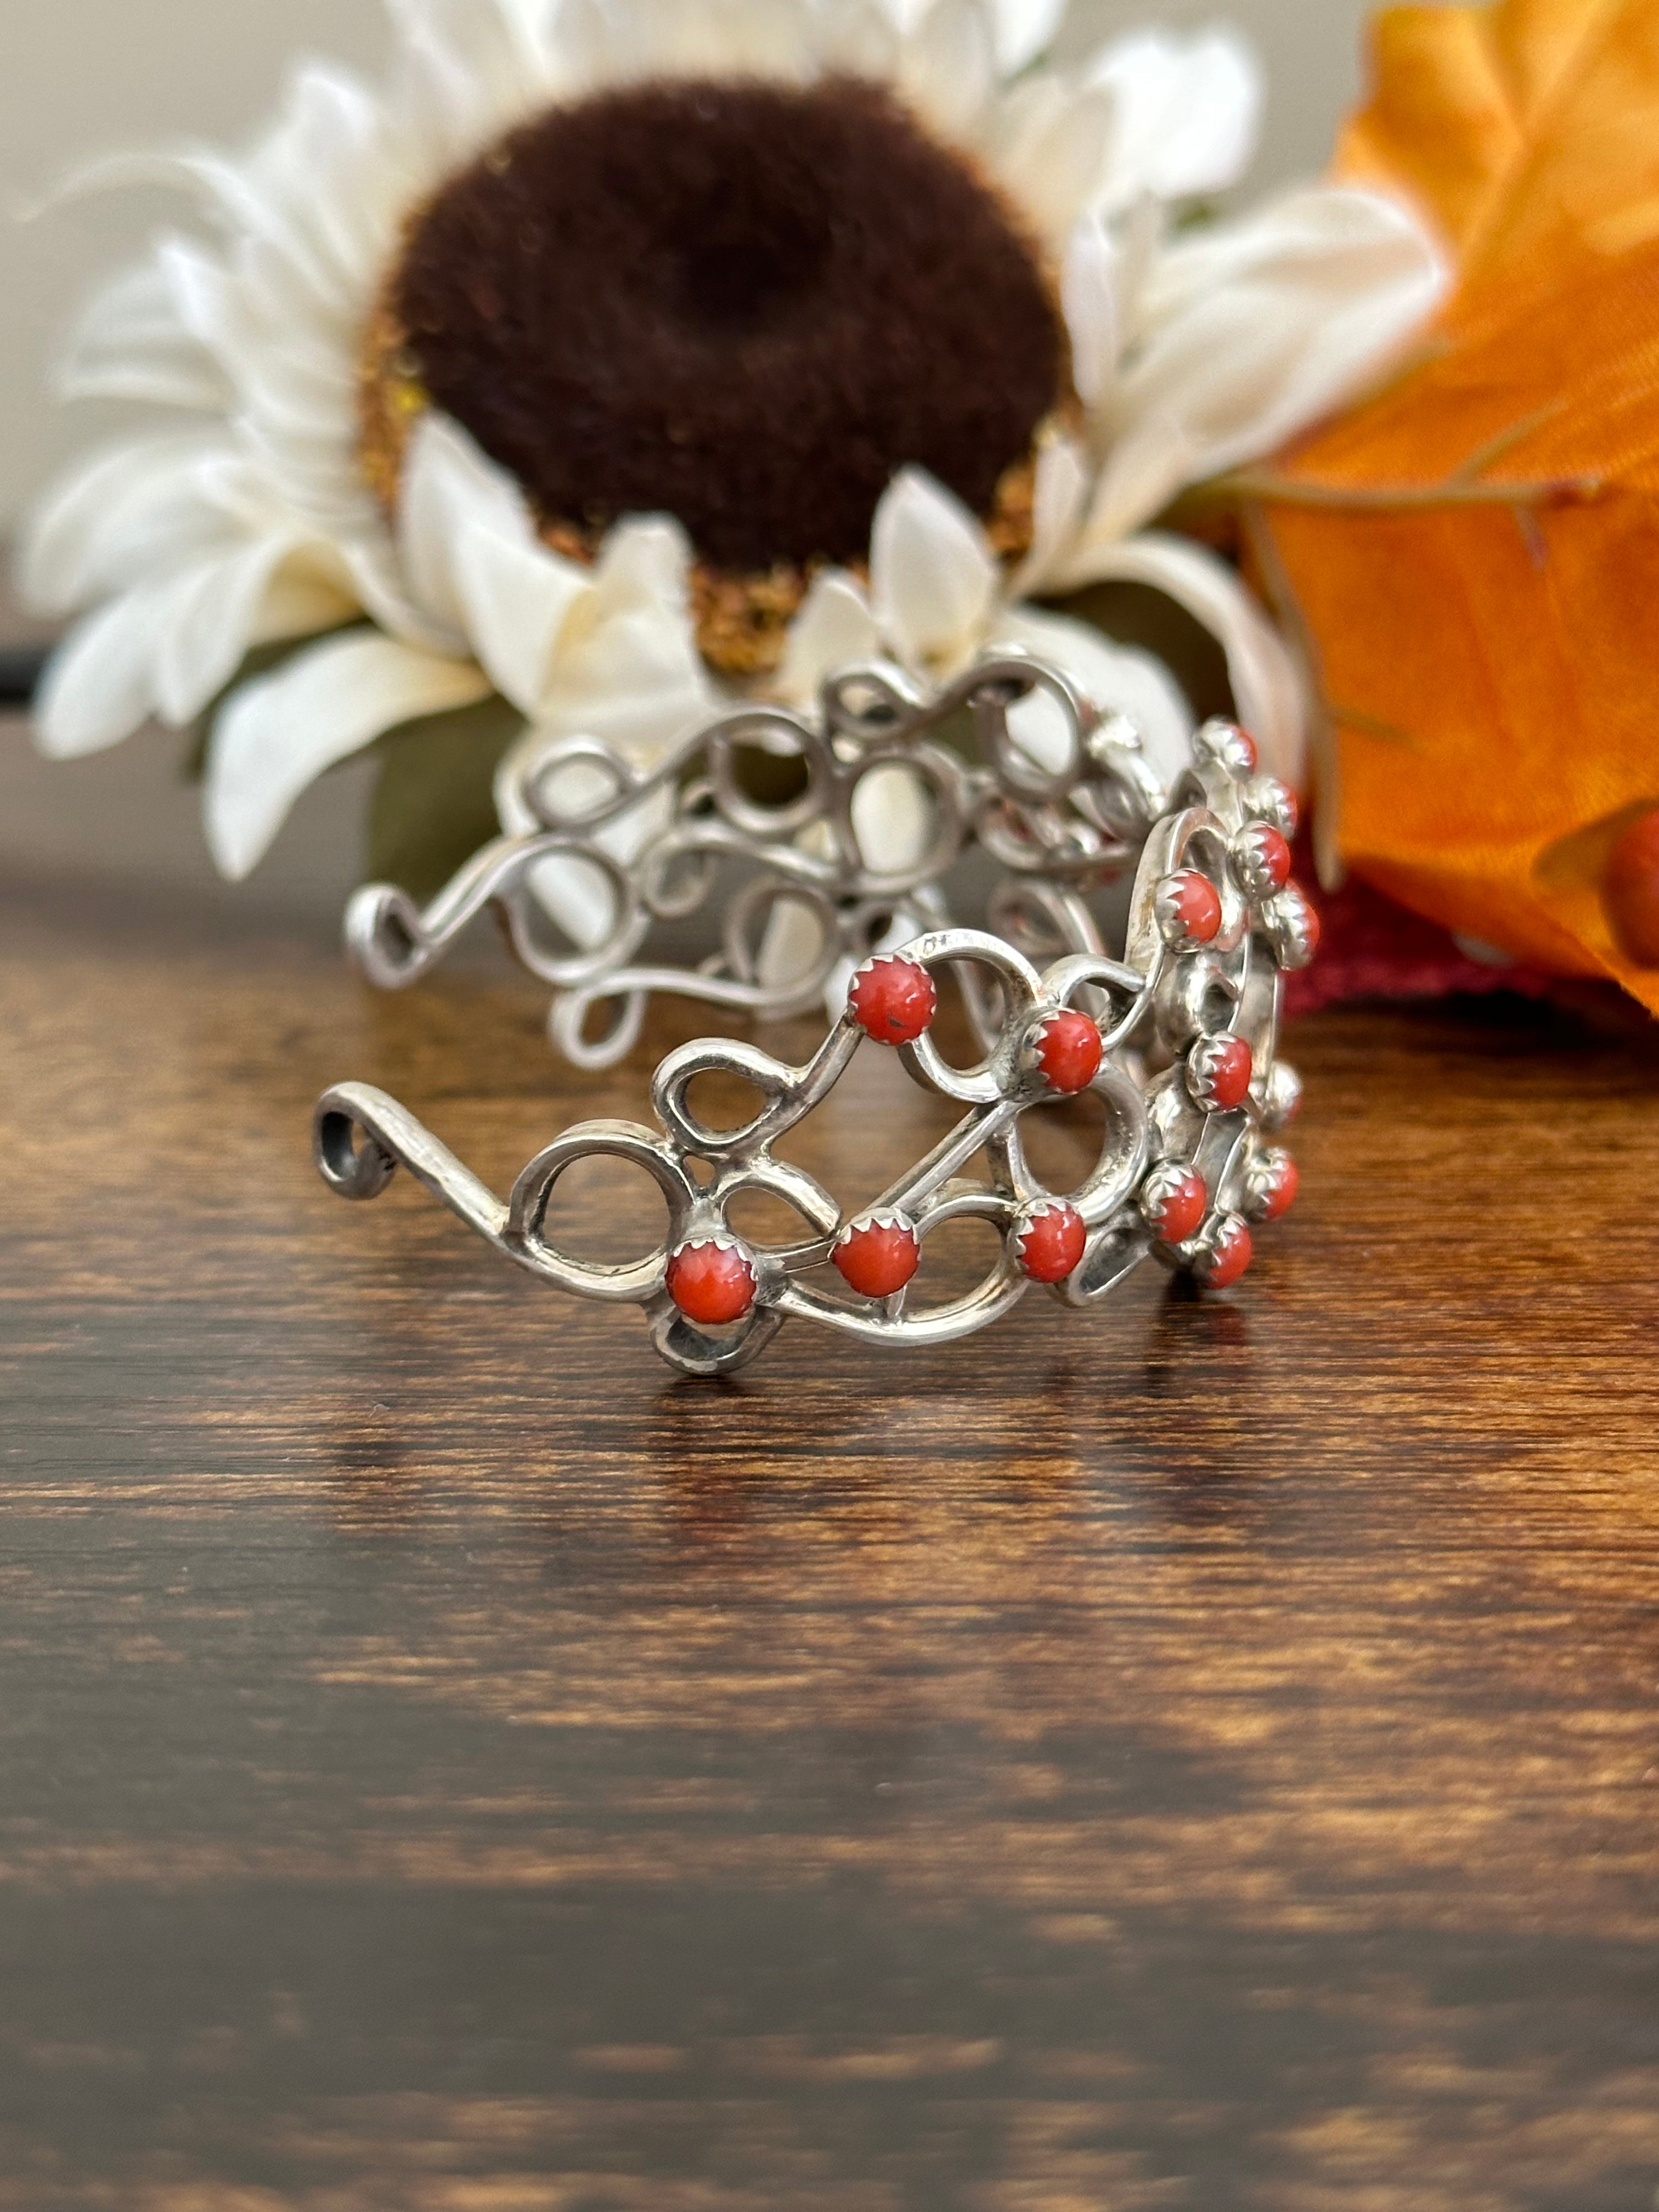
[663,731,1312,1329]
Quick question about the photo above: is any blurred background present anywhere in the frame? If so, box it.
[0,0,1374,910]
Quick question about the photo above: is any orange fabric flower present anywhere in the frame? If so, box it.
[1247,0,1659,1014]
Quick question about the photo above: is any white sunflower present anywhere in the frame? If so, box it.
[20,0,1446,918]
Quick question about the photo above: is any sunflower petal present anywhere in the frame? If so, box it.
[57,258,231,412]
[1088,27,1263,211]
[1079,409,1206,551]
[1062,531,1308,787]
[990,75,1116,240]
[1121,186,1451,501]
[987,0,1065,75]
[154,539,317,726]
[1060,211,1121,413]
[391,0,554,163]
[811,0,901,76]
[590,515,696,619]
[34,592,168,760]
[19,431,233,613]
[778,571,881,706]
[246,64,401,294]
[851,761,938,874]
[1010,433,1091,596]
[900,0,997,138]
[251,553,363,646]
[871,468,1000,673]
[450,523,592,719]
[205,631,490,878]
[538,602,712,761]
[398,411,539,642]
[994,602,1195,789]
[42,145,270,237]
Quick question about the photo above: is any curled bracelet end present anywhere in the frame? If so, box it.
[314,1086,400,1202]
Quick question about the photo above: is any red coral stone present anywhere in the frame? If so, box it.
[1017,1203,1088,1284]
[1256,1153,1300,1223]
[666,1239,757,1327]
[1604,809,1659,966]
[1239,823,1293,893]
[1199,1218,1254,1290]
[1034,1010,1104,1095]
[850,955,938,1046]
[1259,780,1301,840]
[1188,1034,1254,1113]
[1144,1166,1209,1246]
[833,1214,921,1299]
[1282,887,1323,963]
[1158,870,1223,945]
[1194,1221,1256,1291]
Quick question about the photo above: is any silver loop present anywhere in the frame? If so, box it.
[653,1037,816,1162]
[346,651,1177,1054]
[1004,1063,1150,1229]
[549,984,650,1074]
[721,876,839,993]
[520,737,642,832]
[896,931,1042,1107]
[506,1125,693,1304]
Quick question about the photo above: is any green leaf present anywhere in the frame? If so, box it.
[366,691,526,900]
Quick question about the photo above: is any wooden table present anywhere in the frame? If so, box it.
[4,798,1657,2210]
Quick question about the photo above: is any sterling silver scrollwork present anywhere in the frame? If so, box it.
[345,651,1168,1069]
[314,705,1318,1375]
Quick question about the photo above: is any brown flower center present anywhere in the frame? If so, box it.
[367,76,1069,670]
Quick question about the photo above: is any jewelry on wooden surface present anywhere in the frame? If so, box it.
[314,691,1316,1376]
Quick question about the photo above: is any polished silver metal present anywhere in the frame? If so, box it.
[315,706,1316,1375]
[346,651,1168,1070]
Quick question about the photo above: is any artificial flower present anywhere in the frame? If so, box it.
[21,0,1445,942]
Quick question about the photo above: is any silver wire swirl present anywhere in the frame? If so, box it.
[346,651,1168,1070]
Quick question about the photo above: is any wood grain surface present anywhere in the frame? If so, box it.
[3,825,1658,2211]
